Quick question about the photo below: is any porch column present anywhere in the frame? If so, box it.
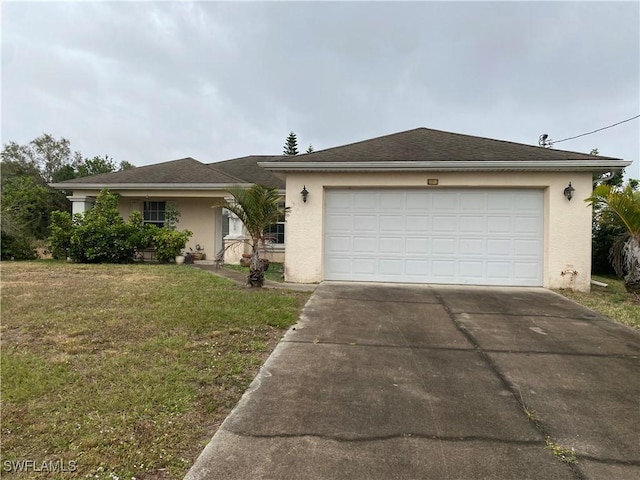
[67,196,94,215]
[223,209,249,264]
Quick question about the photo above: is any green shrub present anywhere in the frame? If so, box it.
[127,211,156,251]
[0,231,37,260]
[48,189,156,264]
[49,210,75,259]
[592,223,624,275]
[47,190,193,264]
[152,228,193,262]
[70,220,136,263]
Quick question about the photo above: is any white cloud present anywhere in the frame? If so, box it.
[2,1,638,177]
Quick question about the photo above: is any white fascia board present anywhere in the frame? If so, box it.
[259,160,632,173]
[49,183,254,190]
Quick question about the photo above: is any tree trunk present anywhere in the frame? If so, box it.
[247,245,264,287]
[623,238,640,294]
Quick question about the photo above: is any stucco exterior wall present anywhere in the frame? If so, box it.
[284,171,594,291]
[119,197,222,255]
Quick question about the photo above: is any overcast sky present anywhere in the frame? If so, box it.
[2,1,639,178]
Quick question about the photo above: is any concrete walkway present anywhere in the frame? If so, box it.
[185,282,640,479]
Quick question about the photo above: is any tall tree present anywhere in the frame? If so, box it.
[119,160,136,171]
[283,132,299,156]
[223,184,288,287]
[1,134,122,258]
[306,144,314,154]
[76,155,118,178]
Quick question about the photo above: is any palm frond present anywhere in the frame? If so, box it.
[586,184,640,238]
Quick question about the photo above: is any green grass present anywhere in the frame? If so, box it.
[224,262,285,283]
[556,275,640,329]
[0,261,310,479]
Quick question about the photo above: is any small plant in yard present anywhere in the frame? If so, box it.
[152,227,193,262]
[545,437,578,464]
[223,184,288,287]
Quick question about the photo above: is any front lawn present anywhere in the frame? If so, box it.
[556,275,640,329]
[0,261,310,479]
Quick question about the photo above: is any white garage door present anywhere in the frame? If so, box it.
[324,189,543,286]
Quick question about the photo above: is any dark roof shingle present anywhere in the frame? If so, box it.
[210,155,285,189]
[266,127,622,163]
[58,157,245,185]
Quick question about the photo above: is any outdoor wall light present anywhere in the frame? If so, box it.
[563,182,575,201]
[301,185,309,203]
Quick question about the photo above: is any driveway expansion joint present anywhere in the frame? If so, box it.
[284,338,638,358]
[221,428,546,446]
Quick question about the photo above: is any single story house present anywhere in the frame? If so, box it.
[52,127,631,292]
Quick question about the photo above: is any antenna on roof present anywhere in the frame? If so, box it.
[538,134,551,148]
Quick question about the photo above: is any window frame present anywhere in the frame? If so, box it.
[263,202,286,245]
[143,200,166,228]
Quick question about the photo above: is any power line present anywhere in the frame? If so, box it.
[547,114,640,146]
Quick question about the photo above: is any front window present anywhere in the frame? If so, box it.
[264,202,285,244]
[144,201,166,227]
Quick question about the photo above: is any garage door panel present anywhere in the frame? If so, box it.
[379,237,402,253]
[432,260,456,279]
[459,238,484,255]
[487,238,512,255]
[514,239,541,256]
[459,216,485,233]
[326,214,352,231]
[487,193,512,210]
[326,192,352,209]
[515,192,542,210]
[406,192,430,209]
[405,259,430,276]
[324,189,542,286]
[515,217,541,234]
[406,238,429,254]
[353,258,376,274]
[487,262,512,280]
[487,216,512,233]
[459,192,486,210]
[355,236,377,253]
[406,215,430,232]
[459,260,485,279]
[379,214,401,231]
[326,257,351,274]
[326,235,351,252]
[379,258,403,275]
[432,216,457,233]
[354,193,377,209]
[380,193,404,210]
[514,262,540,280]
[354,215,377,231]
[433,192,458,209]
[432,238,457,255]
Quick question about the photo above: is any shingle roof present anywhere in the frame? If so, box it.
[57,157,245,185]
[209,155,285,189]
[266,127,623,163]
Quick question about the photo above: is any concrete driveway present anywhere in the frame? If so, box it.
[186,283,640,480]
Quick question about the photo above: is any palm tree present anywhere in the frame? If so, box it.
[223,184,287,287]
[587,183,640,293]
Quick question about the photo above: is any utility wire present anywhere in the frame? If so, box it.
[548,114,640,146]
